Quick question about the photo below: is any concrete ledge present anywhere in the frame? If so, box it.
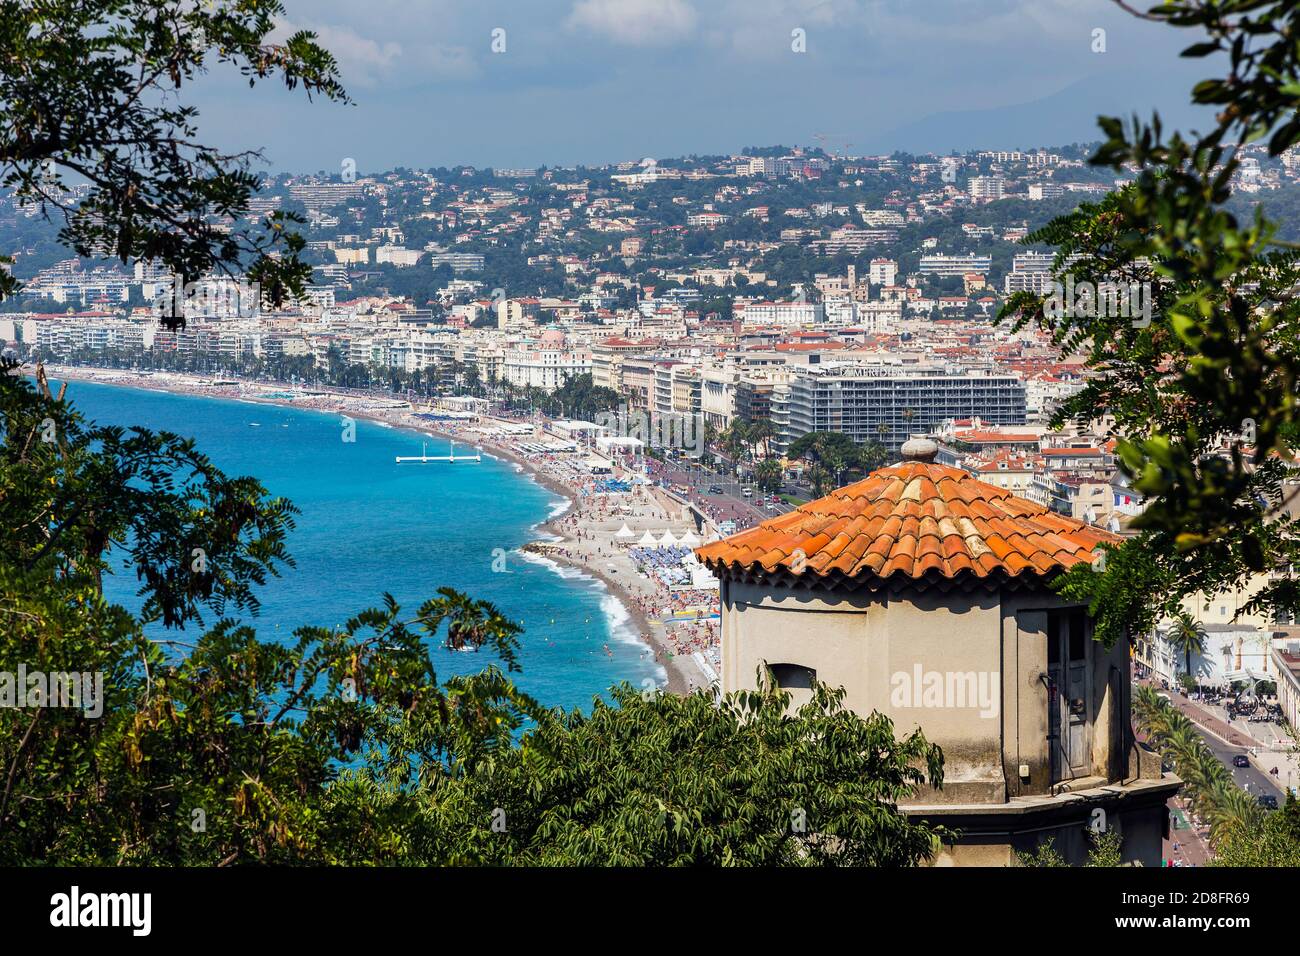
[902,774,1181,818]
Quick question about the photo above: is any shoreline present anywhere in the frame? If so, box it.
[39,363,709,696]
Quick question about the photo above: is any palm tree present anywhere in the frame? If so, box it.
[1168,610,1208,682]
[807,462,833,498]
[900,407,917,441]
[1133,685,1263,843]
[1132,685,1169,738]
[721,419,751,464]
[1203,782,1263,846]
[747,418,775,460]
[754,458,783,493]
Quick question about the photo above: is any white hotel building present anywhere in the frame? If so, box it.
[501,338,592,390]
[737,301,823,327]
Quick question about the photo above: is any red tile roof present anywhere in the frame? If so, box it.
[697,461,1118,589]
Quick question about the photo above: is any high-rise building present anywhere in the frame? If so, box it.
[968,176,1006,202]
[781,362,1027,452]
[869,258,898,287]
[918,254,992,277]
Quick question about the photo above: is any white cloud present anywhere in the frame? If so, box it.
[273,16,477,88]
[567,0,699,47]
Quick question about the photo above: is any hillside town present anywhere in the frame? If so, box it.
[6,142,1300,867]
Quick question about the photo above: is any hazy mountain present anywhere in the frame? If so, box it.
[872,68,1216,155]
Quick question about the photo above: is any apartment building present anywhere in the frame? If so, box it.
[288,182,365,208]
[590,336,642,391]
[700,363,739,431]
[868,258,898,287]
[429,253,485,274]
[376,246,423,267]
[918,254,992,277]
[619,356,657,410]
[968,176,1006,202]
[783,362,1027,452]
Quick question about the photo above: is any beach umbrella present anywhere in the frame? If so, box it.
[659,530,678,548]
[637,530,658,547]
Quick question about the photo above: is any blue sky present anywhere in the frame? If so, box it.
[194,0,1221,174]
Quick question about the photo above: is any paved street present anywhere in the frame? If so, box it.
[649,457,795,531]
[1140,682,1292,865]
[1165,691,1289,801]
[1165,796,1212,867]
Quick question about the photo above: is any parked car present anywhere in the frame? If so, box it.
[1232,755,1250,768]
[1258,794,1279,810]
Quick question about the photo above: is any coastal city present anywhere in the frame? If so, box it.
[7,0,1300,928]
[6,141,1300,871]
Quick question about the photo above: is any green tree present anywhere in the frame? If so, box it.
[1001,1,1300,650]
[1168,610,1208,680]
[0,1,348,315]
[1132,685,1264,850]
[787,431,882,495]
[754,458,784,493]
[719,419,751,464]
[0,369,950,865]
[1214,795,1300,867]
[405,676,948,866]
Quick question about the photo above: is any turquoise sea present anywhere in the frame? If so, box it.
[56,379,664,711]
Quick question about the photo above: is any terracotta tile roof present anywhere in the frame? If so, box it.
[696,461,1118,589]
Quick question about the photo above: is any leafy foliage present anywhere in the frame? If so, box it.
[1132,685,1268,852]
[0,369,948,865]
[417,677,947,867]
[0,0,349,314]
[1016,830,1124,867]
[1213,791,1300,866]
[999,1,1300,646]
[787,431,887,496]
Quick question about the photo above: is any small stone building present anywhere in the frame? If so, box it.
[697,439,1179,866]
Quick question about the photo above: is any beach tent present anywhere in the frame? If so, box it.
[659,530,678,548]
[679,529,701,549]
[637,530,658,547]
[615,524,635,540]
[690,567,720,590]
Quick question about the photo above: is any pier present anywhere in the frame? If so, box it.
[395,441,482,464]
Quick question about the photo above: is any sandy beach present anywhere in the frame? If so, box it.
[40,363,721,696]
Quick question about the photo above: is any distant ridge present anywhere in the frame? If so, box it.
[872,68,1215,155]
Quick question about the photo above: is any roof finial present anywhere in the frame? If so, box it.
[900,437,938,463]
